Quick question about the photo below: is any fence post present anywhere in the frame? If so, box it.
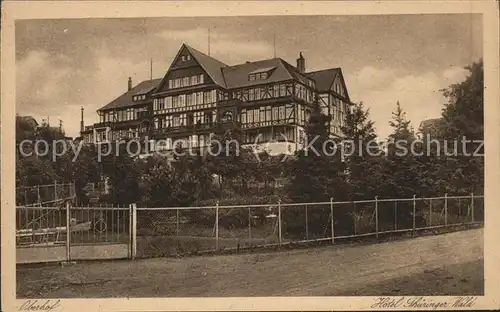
[131,203,137,259]
[429,198,432,226]
[330,198,334,244]
[176,208,180,236]
[128,204,132,259]
[54,180,58,203]
[66,201,71,261]
[305,204,309,240]
[394,201,397,231]
[278,199,282,247]
[375,196,379,239]
[471,192,475,223]
[444,193,448,226]
[215,201,219,251]
[248,207,252,240]
[412,195,416,234]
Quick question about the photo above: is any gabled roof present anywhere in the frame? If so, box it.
[306,68,340,92]
[222,58,297,89]
[184,44,228,88]
[419,118,443,132]
[98,78,162,111]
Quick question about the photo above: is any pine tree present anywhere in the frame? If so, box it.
[340,102,382,200]
[286,101,348,202]
[383,101,423,198]
[439,60,484,194]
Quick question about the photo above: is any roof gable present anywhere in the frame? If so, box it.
[185,45,228,87]
[155,44,228,92]
[307,68,350,102]
[332,69,350,101]
[306,68,340,92]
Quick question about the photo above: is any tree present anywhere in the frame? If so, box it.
[340,102,382,200]
[139,154,177,207]
[439,59,484,194]
[286,101,348,202]
[381,101,423,198]
[101,146,142,206]
[284,101,348,237]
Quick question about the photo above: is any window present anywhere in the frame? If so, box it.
[183,77,190,87]
[266,106,272,121]
[260,108,265,122]
[279,85,286,97]
[248,110,254,123]
[168,80,173,89]
[187,55,191,61]
[180,96,186,108]
[186,94,193,106]
[187,113,194,126]
[204,111,213,124]
[165,97,172,109]
[196,92,203,105]
[172,96,179,108]
[273,106,279,121]
[253,109,259,123]
[173,115,180,127]
[279,106,285,120]
[273,85,280,97]
[191,75,198,85]
[248,89,255,101]
[249,74,256,81]
[199,74,204,84]
[241,109,247,124]
[255,88,262,100]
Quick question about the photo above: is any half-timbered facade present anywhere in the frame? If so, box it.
[81,43,352,155]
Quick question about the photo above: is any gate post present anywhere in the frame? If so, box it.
[215,201,219,251]
[444,193,448,226]
[278,199,282,247]
[375,196,379,239]
[330,198,334,244]
[412,195,416,234]
[66,201,71,261]
[471,192,475,223]
[131,203,137,259]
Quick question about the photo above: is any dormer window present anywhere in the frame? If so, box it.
[248,66,276,82]
[181,55,191,61]
[133,94,146,101]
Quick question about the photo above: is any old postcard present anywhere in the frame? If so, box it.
[2,0,499,311]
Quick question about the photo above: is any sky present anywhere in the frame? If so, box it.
[16,14,482,139]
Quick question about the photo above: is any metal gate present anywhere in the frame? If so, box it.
[16,203,135,264]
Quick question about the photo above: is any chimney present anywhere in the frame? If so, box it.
[80,106,84,133]
[296,52,305,73]
[128,77,132,91]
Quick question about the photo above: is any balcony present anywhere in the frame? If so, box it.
[150,120,242,138]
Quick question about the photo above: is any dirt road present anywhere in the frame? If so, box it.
[17,228,483,297]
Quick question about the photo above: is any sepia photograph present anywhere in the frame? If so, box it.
[2,1,500,311]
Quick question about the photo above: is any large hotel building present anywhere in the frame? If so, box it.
[80,44,352,155]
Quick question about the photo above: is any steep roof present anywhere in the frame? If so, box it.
[306,68,340,92]
[419,118,443,132]
[98,78,162,111]
[222,58,297,89]
[184,44,228,88]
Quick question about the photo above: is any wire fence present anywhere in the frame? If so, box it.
[16,182,76,207]
[135,194,484,258]
[16,204,130,248]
